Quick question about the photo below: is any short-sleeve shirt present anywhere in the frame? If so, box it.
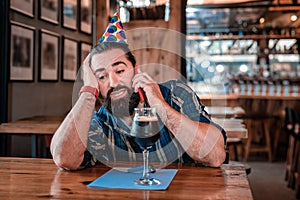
[80,80,227,168]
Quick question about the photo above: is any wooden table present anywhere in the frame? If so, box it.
[204,106,248,139]
[0,157,253,200]
[0,116,64,157]
[207,109,248,161]
[212,118,248,139]
[205,106,246,118]
[0,114,247,159]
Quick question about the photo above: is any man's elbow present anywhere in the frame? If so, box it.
[52,153,82,170]
[51,146,83,170]
[208,150,226,167]
[201,143,226,167]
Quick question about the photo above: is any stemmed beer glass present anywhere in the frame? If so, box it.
[130,107,161,185]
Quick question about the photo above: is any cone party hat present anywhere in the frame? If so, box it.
[98,10,127,44]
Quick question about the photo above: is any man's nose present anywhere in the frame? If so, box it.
[108,74,118,88]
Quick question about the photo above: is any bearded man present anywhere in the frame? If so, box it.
[50,11,227,170]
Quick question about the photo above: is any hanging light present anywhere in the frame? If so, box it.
[290,14,298,22]
[259,17,265,24]
[208,66,215,73]
[201,60,210,68]
[216,64,225,73]
[239,64,248,73]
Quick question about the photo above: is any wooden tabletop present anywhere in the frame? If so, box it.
[205,106,246,118]
[0,115,64,135]
[204,106,248,139]
[0,115,247,139]
[212,118,248,139]
[0,157,253,200]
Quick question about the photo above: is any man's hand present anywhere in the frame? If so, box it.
[82,54,99,91]
[132,72,166,107]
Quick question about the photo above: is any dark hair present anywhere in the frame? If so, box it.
[89,42,136,67]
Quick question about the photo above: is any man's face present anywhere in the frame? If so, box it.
[91,48,138,117]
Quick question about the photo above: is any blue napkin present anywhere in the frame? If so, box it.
[87,169,177,190]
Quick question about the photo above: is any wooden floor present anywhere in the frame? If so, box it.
[247,161,296,200]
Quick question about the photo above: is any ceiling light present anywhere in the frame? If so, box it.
[187,20,199,25]
[208,66,215,73]
[290,14,298,22]
[186,7,199,13]
[239,64,248,73]
[216,64,225,73]
[201,60,210,68]
[259,17,265,24]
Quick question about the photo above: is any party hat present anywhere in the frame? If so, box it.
[98,10,127,44]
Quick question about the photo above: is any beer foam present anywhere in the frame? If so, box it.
[137,116,158,122]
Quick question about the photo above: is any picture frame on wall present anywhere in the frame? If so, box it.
[10,23,35,81]
[40,0,59,24]
[39,30,59,81]
[10,0,34,17]
[80,42,91,64]
[80,0,93,34]
[63,38,78,81]
[63,0,77,30]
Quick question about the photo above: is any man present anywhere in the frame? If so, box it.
[50,11,227,170]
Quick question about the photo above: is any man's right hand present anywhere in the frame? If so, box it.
[82,54,99,91]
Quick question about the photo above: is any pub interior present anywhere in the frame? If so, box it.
[0,0,299,199]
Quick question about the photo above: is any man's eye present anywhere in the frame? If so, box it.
[116,69,125,74]
[98,75,107,80]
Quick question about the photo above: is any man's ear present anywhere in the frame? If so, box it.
[134,64,138,75]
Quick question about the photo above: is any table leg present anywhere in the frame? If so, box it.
[0,134,7,156]
[31,135,37,158]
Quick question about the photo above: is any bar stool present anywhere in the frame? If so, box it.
[243,115,273,162]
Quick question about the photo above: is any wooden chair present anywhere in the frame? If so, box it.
[285,107,296,181]
[296,149,300,199]
[284,107,300,199]
[226,138,243,161]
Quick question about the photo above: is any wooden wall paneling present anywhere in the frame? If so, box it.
[95,0,186,81]
[0,0,9,156]
[5,0,93,157]
[168,0,186,75]
[95,0,109,44]
[0,0,9,123]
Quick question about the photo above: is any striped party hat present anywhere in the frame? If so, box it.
[98,10,127,44]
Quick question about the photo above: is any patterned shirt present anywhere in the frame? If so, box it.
[80,80,227,168]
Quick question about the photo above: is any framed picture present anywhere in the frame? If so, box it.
[39,30,59,81]
[10,0,34,17]
[80,0,92,34]
[63,0,77,30]
[63,38,78,81]
[40,0,59,24]
[80,42,91,64]
[10,23,35,81]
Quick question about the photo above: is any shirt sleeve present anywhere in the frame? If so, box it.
[165,80,227,145]
[79,150,96,169]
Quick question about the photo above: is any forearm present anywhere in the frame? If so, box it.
[155,102,226,167]
[50,92,96,170]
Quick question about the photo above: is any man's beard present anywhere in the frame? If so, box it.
[100,86,140,118]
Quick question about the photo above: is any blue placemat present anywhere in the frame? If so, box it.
[87,169,177,190]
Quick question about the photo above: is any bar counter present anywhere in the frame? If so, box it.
[198,93,300,118]
[198,93,300,160]
[0,157,253,200]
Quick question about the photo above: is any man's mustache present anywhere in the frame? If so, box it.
[99,85,140,117]
[106,85,131,99]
